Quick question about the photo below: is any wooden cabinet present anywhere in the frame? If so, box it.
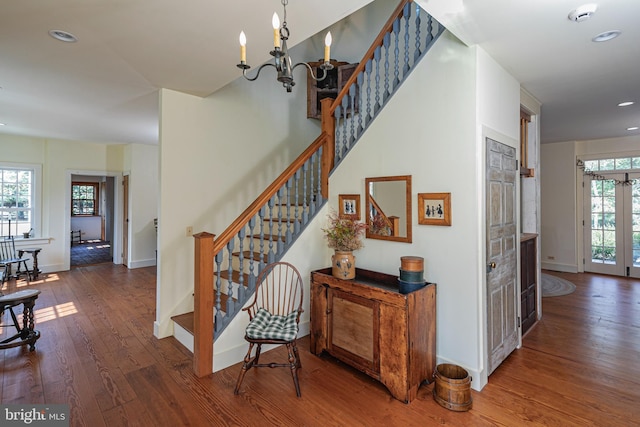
[310,268,436,403]
[306,60,357,119]
[520,234,537,334]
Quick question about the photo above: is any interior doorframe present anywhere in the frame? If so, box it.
[64,170,123,270]
[479,126,522,387]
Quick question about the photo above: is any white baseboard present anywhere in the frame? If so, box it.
[541,262,578,273]
[129,258,157,269]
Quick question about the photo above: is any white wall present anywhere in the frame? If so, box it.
[328,30,480,382]
[156,79,320,337]
[158,4,522,392]
[154,0,394,339]
[0,133,158,273]
[475,48,522,388]
[540,141,578,272]
[125,144,159,268]
[541,134,640,272]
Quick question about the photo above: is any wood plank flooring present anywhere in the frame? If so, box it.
[1,266,639,426]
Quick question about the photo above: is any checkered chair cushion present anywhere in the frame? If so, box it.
[246,308,299,341]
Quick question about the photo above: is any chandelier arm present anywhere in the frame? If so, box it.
[293,62,330,82]
[242,63,278,82]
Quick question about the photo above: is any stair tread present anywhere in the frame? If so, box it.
[171,312,194,334]
[263,218,297,223]
[232,251,265,262]
[219,269,251,284]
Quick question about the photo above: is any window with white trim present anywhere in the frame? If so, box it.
[72,182,99,216]
[0,164,40,238]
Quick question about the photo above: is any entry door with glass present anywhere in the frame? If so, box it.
[584,166,640,278]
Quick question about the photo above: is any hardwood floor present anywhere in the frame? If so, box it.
[1,266,639,426]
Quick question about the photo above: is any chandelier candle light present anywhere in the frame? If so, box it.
[237,0,333,92]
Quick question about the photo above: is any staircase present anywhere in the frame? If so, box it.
[177,0,445,377]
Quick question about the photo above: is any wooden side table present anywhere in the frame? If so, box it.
[17,247,42,280]
[310,267,436,403]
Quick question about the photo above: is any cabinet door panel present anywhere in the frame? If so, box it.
[328,289,378,373]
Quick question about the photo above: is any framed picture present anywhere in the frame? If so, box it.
[338,194,360,219]
[418,193,451,226]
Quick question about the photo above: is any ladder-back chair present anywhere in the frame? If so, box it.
[0,236,31,283]
[234,262,304,397]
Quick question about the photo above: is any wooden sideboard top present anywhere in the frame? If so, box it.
[520,233,538,242]
[311,267,435,298]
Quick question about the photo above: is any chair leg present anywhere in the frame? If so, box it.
[286,343,301,397]
[254,343,263,365]
[292,339,302,369]
[234,342,255,395]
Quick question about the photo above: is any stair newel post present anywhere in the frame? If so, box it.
[320,97,335,199]
[193,232,215,377]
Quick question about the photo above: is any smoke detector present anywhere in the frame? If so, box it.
[568,4,598,22]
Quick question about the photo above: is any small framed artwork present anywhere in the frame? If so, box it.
[338,194,360,219]
[418,193,451,226]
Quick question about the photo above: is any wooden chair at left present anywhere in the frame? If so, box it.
[0,264,41,351]
[0,236,31,281]
[234,262,305,397]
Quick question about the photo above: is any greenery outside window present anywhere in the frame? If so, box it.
[72,182,99,216]
[0,164,39,237]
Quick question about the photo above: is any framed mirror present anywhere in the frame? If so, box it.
[365,175,412,243]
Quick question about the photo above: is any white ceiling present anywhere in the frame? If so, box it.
[1,0,639,146]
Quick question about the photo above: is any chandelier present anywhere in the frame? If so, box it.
[237,0,333,92]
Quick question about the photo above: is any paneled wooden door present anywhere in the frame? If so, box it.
[486,138,519,375]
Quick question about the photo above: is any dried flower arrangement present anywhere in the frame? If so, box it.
[322,209,368,252]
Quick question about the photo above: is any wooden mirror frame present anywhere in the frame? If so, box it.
[365,175,412,243]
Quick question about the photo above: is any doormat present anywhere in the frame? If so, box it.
[541,273,576,297]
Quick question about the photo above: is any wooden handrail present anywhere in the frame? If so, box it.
[329,0,412,116]
[212,132,329,254]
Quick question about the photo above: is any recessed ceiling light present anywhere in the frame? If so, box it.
[568,4,598,22]
[627,127,639,131]
[48,29,77,43]
[618,101,635,107]
[592,30,621,42]
[0,123,5,126]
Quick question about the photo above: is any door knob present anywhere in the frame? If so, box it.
[487,261,496,273]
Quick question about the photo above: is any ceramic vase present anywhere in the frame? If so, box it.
[332,250,356,279]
